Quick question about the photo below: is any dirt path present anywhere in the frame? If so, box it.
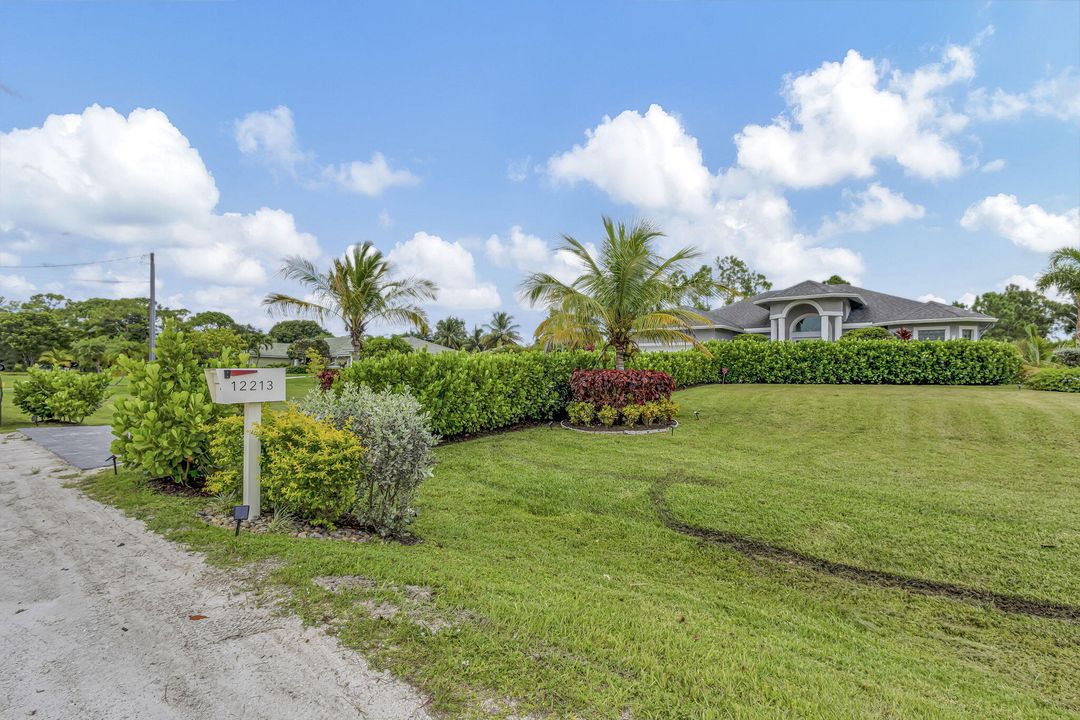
[0,433,433,720]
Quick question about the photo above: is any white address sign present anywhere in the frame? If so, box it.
[204,368,287,405]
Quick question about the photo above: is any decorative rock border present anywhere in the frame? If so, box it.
[559,419,678,436]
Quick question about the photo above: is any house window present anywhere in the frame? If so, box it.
[961,328,974,340]
[917,328,947,341]
[793,315,821,333]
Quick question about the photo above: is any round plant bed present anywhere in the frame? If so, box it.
[559,419,678,435]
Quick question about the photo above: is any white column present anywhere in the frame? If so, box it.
[776,317,786,340]
[770,318,777,340]
[820,315,830,341]
[834,315,843,340]
[243,402,262,517]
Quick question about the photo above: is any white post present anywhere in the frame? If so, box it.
[834,315,843,340]
[777,318,786,341]
[820,315,830,341]
[243,402,262,517]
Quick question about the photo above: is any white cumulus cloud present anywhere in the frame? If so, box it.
[323,153,419,196]
[734,45,974,188]
[548,104,713,213]
[388,231,501,310]
[485,225,586,285]
[980,159,1005,173]
[917,293,947,304]
[0,104,321,318]
[0,274,35,297]
[961,194,1080,252]
[545,105,864,287]
[819,183,925,236]
[234,105,308,172]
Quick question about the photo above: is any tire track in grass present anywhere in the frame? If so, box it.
[650,478,1080,623]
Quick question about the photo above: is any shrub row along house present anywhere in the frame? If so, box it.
[643,280,997,349]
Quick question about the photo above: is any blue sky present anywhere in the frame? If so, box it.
[1,1,1078,335]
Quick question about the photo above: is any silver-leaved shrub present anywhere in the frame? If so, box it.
[299,385,437,536]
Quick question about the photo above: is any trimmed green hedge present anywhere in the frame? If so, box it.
[339,350,601,437]
[1023,367,1080,393]
[339,340,1020,438]
[631,339,1022,387]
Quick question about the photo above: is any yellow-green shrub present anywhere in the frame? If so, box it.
[205,408,365,527]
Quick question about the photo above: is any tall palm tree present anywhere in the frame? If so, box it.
[432,316,468,349]
[483,311,522,348]
[1037,246,1080,343]
[464,325,488,352]
[521,217,711,370]
[263,243,437,361]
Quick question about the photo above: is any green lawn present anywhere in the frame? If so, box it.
[82,385,1080,719]
[0,371,317,433]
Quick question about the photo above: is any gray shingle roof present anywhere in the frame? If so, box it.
[691,300,770,330]
[690,281,994,331]
[751,280,864,304]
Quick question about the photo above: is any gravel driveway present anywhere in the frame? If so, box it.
[0,432,433,720]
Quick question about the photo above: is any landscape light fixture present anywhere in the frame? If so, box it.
[107,454,118,475]
[233,505,250,537]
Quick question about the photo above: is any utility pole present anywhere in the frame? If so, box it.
[148,252,157,361]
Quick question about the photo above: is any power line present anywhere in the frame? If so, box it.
[0,253,149,269]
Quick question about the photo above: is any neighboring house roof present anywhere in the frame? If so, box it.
[400,336,455,354]
[258,342,292,359]
[693,281,994,332]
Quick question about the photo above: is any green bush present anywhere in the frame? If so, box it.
[298,385,437,536]
[597,405,618,426]
[205,409,365,526]
[362,336,414,359]
[12,368,110,423]
[566,401,595,426]
[1023,367,1080,392]
[839,326,895,341]
[340,349,601,437]
[1052,346,1080,367]
[620,403,643,426]
[255,407,365,527]
[733,333,769,342]
[111,322,245,483]
[629,339,1021,386]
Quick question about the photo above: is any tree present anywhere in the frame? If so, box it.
[464,326,489,352]
[268,319,331,343]
[242,330,274,361]
[37,348,76,368]
[432,316,468,349]
[1036,246,1080,343]
[823,275,850,285]
[521,217,710,370]
[715,256,772,303]
[64,297,151,341]
[973,284,1074,341]
[187,311,237,330]
[361,336,414,359]
[0,311,70,367]
[263,243,437,361]
[189,328,247,360]
[1015,324,1054,366]
[288,337,330,364]
[671,265,722,310]
[483,311,522,348]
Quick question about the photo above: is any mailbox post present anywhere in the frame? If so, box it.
[204,368,286,518]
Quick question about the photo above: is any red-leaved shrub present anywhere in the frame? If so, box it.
[317,368,340,391]
[570,369,674,408]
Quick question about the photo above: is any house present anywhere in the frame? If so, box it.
[644,280,996,350]
[253,335,454,367]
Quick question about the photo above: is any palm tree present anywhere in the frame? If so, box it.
[432,316,468,349]
[37,348,75,369]
[1015,324,1052,366]
[1036,246,1080,343]
[521,217,711,370]
[483,311,522,348]
[263,243,437,361]
[464,325,488,352]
